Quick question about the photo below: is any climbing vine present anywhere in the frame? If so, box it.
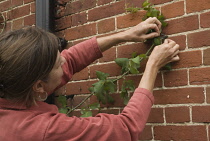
[57,0,169,117]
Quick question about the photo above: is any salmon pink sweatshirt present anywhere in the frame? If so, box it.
[0,37,154,141]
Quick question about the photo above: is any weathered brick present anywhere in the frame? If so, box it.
[65,23,96,40]
[11,0,23,7]
[98,18,115,34]
[24,14,35,26]
[188,30,210,48]
[12,18,23,30]
[72,67,89,81]
[190,67,210,85]
[186,0,210,13]
[169,35,186,50]
[66,80,97,95]
[153,87,204,104]
[8,5,30,20]
[88,0,125,21]
[163,69,188,87]
[99,47,116,63]
[192,106,210,122]
[161,1,184,19]
[201,11,210,28]
[117,42,150,58]
[31,2,35,13]
[97,0,112,6]
[206,87,210,103]
[147,108,164,123]
[72,12,87,27]
[24,0,34,4]
[172,50,202,69]
[117,10,146,29]
[203,48,210,65]
[65,0,96,15]
[89,63,121,78]
[139,125,153,140]
[0,0,12,12]
[163,15,199,35]
[150,0,173,5]
[165,106,190,123]
[154,125,207,141]
[55,15,72,31]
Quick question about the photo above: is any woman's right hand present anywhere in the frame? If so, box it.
[147,39,180,70]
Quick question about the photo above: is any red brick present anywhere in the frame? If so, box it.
[163,15,199,35]
[89,63,121,78]
[72,12,87,27]
[161,1,184,19]
[0,0,12,12]
[55,5,65,18]
[65,23,97,40]
[169,35,186,50]
[118,73,162,90]
[147,108,164,123]
[12,18,24,30]
[24,0,34,4]
[163,69,188,87]
[72,67,89,81]
[172,50,202,69]
[192,106,210,122]
[55,15,72,31]
[65,0,96,15]
[8,5,30,20]
[201,11,210,28]
[11,0,23,7]
[188,30,210,48]
[66,80,97,95]
[117,10,146,29]
[154,87,204,104]
[190,67,210,85]
[72,95,91,108]
[139,125,152,140]
[124,0,143,8]
[98,18,115,34]
[54,30,65,38]
[150,0,173,5]
[88,1,125,21]
[165,106,190,123]
[4,21,11,32]
[186,0,210,13]
[117,42,150,58]
[90,93,125,108]
[31,2,35,13]
[206,87,210,103]
[97,0,112,5]
[204,48,210,65]
[99,47,116,63]
[154,125,207,141]
[24,14,35,26]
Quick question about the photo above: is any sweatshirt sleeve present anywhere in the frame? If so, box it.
[60,37,103,85]
[44,88,154,141]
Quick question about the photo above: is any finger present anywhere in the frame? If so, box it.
[171,55,180,62]
[164,39,169,44]
[143,32,159,40]
[172,49,179,58]
[146,17,162,31]
[148,24,160,34]
[168,40,176,47]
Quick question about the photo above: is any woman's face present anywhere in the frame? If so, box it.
[44,51,66,94]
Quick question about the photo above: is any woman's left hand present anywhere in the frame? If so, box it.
[122,17,162,42]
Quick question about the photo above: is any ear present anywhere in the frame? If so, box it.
[32,80,45,93]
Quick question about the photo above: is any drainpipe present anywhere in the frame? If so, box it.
[35,0,55,32]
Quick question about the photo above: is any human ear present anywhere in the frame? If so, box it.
[32,80,45,93]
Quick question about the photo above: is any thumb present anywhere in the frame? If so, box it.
[164,39,169,44]
[144,32,159,40]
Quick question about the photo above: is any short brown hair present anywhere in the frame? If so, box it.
[0,27,59,107]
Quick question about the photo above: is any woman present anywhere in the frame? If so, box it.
[0,17,179,141]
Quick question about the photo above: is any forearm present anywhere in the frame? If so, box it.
[138,62,159,92]
[97,32,127,52]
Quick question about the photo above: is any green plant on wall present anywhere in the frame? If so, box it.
[57,0,169,117]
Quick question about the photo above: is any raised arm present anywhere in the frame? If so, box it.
[97,17,162,52]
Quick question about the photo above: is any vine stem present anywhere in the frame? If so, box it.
[67,93,94,115]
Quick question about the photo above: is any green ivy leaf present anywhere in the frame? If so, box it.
[59,108,68,114]
[115,58,129,74]
[142,0,150,8]
[139,54,147,59]
[89,103,100,110]
[162,63,172,70]
[131,56,140,64]
[81,110,92,117]
[154,37,161,45]
[96,71,109,80]
[57,95,67,108]
[104,80,116,93]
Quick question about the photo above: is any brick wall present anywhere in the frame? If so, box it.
[55,0,210,140]
[0,0,35,32]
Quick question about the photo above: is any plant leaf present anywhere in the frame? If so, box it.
[96,71,109,80]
